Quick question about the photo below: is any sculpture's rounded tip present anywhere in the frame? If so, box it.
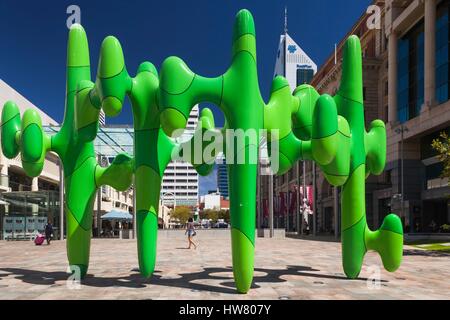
[233,9,255,42]
[67,24,89,67]
[138,61,158,77]
[98,36,125,78]
[271,76,289,93]
[160,56,194,95]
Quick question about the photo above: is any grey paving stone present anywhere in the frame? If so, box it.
[0,237,449,300]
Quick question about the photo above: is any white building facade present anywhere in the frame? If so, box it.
[161,105,200,207]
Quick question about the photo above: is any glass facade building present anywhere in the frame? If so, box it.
[397,21,425,123]
[398,0,450,121]
[217,159,229,198]
[436,2,450,104]
[0,191,61,240]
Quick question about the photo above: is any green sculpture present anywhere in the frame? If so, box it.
[265,35,404,279]
[157,10,403,292]
[1,25,134,277]
[93,35,217,278]
[0,8,403,294]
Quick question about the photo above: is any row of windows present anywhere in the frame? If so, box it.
[163,172,198,176]
[396,2,450,122]
[436,4,449,104]
[162,185,198,189]
[162,179,198,183]
[161,193,198,197]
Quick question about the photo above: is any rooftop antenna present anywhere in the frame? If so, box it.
[334,43,337,65]
[284,6,288,35]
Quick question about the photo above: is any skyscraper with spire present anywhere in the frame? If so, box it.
[273,7,317,91]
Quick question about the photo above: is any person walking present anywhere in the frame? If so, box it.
[185,218,197,249]
[44,220,54,245]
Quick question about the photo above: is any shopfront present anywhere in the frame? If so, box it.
[0,191,61,240]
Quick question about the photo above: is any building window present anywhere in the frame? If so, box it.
[385,169,392,184]
[397,20,424,123]
[436,2,450,104]
[296,67,314,85]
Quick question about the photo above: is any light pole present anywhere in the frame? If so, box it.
[269,170,274,238]
[300,160,307,235]
[395,124,409,228]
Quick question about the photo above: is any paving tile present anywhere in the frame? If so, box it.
[0,237,449,299]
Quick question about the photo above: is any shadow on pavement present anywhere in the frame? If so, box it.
[0,264,386,295]
[403,249,450,257]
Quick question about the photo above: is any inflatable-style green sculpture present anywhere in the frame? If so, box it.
[155,10,403,291]
[93,36,217,278]
[0,9,403,294]
[264,36,403,279]
[1,25,134,277]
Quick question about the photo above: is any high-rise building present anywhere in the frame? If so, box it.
[264,0,450,237]
[217,158,228,198]
[161,105,200,207]
[259,9,318,232]
[273,8,317,91]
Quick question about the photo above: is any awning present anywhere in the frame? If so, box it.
[101,210,133,221]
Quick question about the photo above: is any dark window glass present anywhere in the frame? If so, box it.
[436,2,450,104]
[397,20,425,123]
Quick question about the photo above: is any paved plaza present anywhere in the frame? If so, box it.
[0,234,449,300]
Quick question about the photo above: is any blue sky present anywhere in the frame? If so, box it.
[0,0,371,194]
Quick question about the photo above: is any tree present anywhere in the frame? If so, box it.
[431,132,450,184]
[170,206,192,225]
[202,209,219,223]
[218,209,230,223]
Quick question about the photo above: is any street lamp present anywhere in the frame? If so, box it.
[394,124,409,228]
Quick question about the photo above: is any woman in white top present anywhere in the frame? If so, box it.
[185,217,197,249]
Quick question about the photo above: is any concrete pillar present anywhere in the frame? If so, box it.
[296,161,300,234]
[31,177,38,191]
[0,164,8,188]
[269,172,274,238]
[96,154,102,237]
[133,179,136,239]
[285,183,289,232]
[334,186,339,240]
[424,0,437,108]
[312,162,316,236]
[388,30,399,124]
[257,162,262,231]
